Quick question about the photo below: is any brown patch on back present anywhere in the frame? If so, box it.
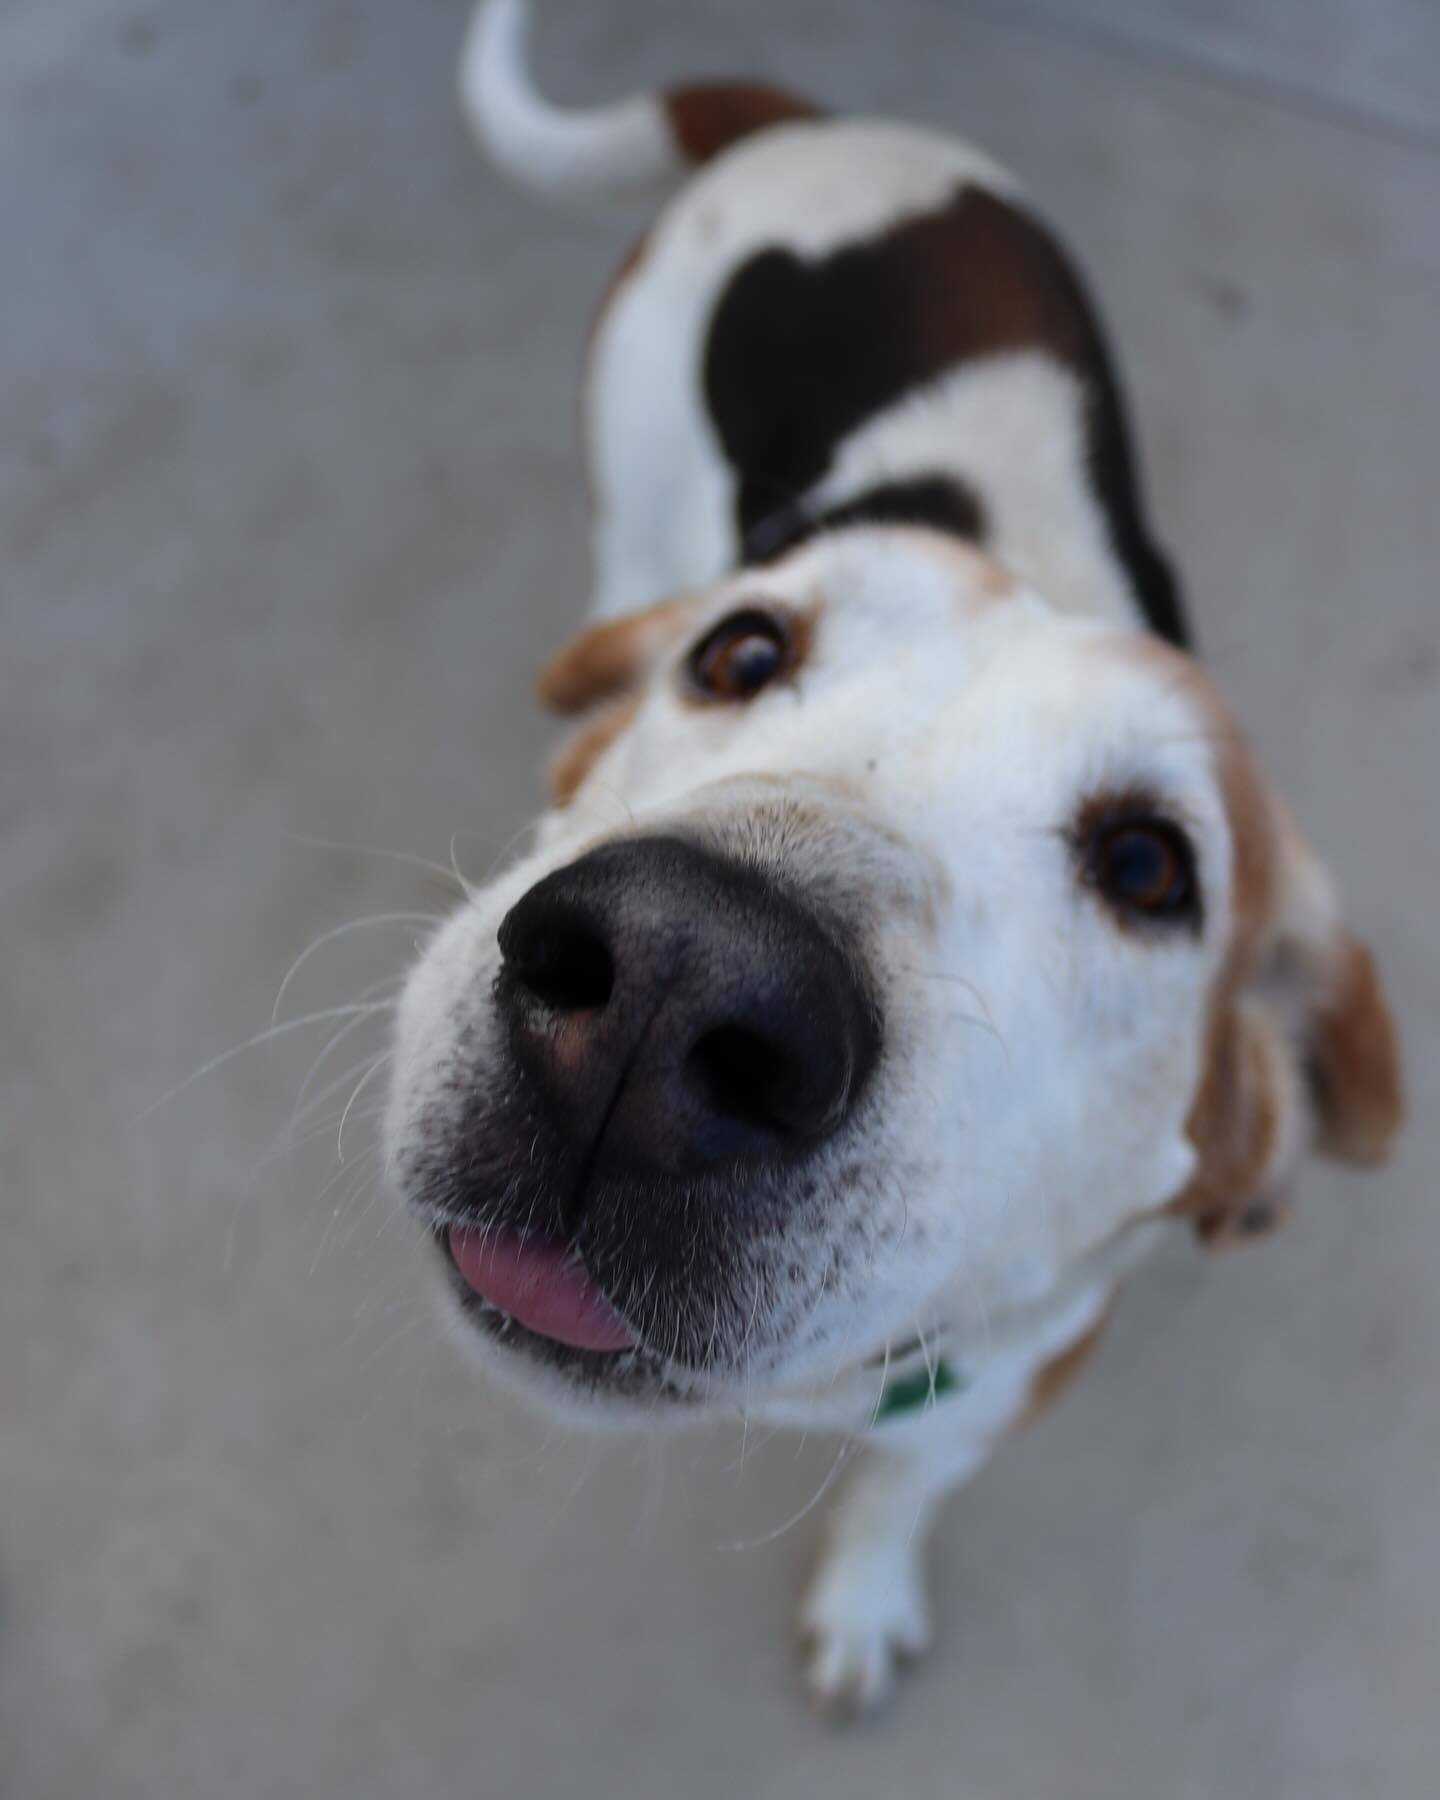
[1310,935,1404,1164]
[548,696,642,806]
[664,82,820,166]
[537,597,691,715]
[703,185,1187,646]
[1020,1306,1115,1427]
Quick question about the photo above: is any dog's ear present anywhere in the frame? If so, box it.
[1264,820,1404,1167]
[537,597,690,715]
[1179,804,1403,1251]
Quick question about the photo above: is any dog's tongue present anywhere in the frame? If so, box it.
[448,1228,638,1353]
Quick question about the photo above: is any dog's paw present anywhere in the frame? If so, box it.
[798,1546,931,1719]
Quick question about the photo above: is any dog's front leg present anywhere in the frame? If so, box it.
[799,1423,998,1718]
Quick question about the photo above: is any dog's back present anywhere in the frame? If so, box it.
[462,0,1186,643]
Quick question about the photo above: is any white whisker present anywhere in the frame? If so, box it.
[724,1438,854,1551]
[271,913,438,1027]
[337,1053,393,1162]
[138,1003,394,1121]
[291,975,403,1120]
[280,830,470,891]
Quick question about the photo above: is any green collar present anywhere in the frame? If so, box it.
[873,1356,967,1423]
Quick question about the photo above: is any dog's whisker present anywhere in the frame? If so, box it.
[912,1313,939,1413]
[466,816,548,891]
[899,965,1010,1059]
[138,1003,395,1123]
[564,776,638,832]
[336,1053,394,1163]
[724,1437,854,1553]
[340,1166,396,1243]
[249,1091,391,1186]
[866,1338,894,1431]
[280,830,471,892]
[290,975,404,1114]
[292,1050,392,1146]
[308,1151,389,1274]
[270,913,438,1028]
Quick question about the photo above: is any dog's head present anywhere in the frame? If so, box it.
[386,530,1402,1415]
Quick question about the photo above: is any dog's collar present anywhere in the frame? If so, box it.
[870,1341,969,1424]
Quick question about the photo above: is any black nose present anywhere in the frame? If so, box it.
[495,837,880,1175]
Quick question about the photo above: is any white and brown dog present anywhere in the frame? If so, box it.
[386,0,1404,1714]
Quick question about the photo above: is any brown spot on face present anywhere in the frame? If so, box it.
[1212,726,1278,983]
[664,82,820,167]
[1309,934,1404,1165]
[548,696,642,806]
[537,597,691,715]
[704,186,1186,645]
[1020,1306,1114,1426]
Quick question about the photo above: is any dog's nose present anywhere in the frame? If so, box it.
[496,837,879,1174]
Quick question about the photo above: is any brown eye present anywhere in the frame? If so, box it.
[688,608,792,703]
[1091,819,1199,926]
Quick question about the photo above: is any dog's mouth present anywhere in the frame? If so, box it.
[442,1225,638,1354]
[431,1223,687,1399]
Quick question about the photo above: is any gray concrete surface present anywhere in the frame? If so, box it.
[3,2,1437,1795]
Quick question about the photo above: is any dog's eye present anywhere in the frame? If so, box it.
[688,608,792,703]
[1089,818,1199,926]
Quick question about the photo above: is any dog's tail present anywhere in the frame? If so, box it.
[459,0,820,206]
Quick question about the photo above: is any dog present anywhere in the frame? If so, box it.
[384,0,1404,1714]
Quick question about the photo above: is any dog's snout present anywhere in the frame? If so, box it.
[497,837,879,1175]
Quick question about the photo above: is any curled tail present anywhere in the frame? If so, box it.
[459,0,820,205]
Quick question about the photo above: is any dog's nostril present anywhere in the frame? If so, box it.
[687,1024,805,1136]
[511,921,615,1012]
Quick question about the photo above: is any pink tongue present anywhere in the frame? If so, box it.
[447,1229,638,1354]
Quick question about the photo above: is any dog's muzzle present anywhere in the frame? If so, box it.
[421,834,882,1385]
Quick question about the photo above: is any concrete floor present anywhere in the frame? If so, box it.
[3,2,1438,1795]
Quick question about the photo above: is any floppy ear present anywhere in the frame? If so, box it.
[1179,806,1403,1251]
[536,597,689,714]
[1263,820,1404,1167]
